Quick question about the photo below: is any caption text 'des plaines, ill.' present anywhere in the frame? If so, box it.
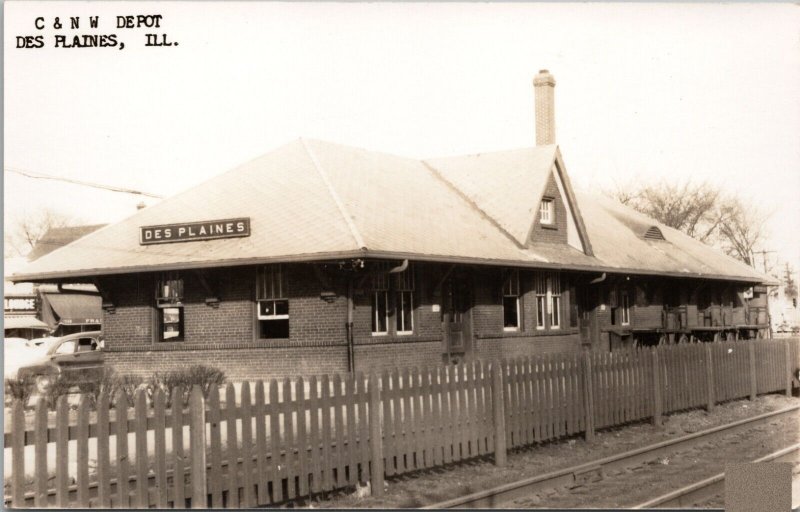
[15,15,177,50]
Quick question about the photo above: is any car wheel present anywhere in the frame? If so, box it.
[35,375,52,395]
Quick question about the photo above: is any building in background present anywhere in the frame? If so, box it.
[4,224,105,339]
[12,71,776,379]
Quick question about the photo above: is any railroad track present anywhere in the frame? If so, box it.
[631,443,800,509]
[424,403,800,509]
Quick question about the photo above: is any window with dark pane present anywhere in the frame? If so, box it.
[156,272,184,341]
[503,269,520,330]
[257,265,289,339]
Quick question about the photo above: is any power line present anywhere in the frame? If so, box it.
[4,167,163,199]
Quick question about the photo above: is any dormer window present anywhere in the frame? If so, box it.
[540,198,554,225]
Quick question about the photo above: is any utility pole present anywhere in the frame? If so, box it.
[751,249,776,275]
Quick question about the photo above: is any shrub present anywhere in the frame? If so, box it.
[5,376,35,407]
[82,368,120,408]
[149,364,226,408]
[116,374,144,407]
[43,373,76,410]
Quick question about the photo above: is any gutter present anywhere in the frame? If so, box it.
[10,249,769,286]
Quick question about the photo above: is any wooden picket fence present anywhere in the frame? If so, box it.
[5,338,799,508]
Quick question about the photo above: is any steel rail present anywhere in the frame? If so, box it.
[424,403,800,509]
[631,443,800,509]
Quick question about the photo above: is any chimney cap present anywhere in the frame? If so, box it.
[538,69,549,74]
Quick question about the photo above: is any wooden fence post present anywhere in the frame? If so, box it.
[11,400,24,508]
[582,351,595,441]
[492,360,507,467]
[705,344,714,411]
[189,386,207,508]
[652,348,662,426]
[369,373,385,497]
[785,341,793,397]
[748,342,757,401]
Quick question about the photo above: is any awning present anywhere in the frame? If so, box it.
[42,293,102,326]
[3,316,50,330]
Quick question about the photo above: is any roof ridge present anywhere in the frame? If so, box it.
[421,160,526,250]
[300,138,367,250]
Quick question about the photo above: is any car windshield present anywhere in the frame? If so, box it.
[53,340,76,355]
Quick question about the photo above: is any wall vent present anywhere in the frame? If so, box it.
[644,226,665,240]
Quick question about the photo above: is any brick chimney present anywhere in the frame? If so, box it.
[533,69,556,146]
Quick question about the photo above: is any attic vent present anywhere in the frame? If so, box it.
[644,226,665,240]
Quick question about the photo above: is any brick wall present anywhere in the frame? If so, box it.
[529,171,568,244]
[353,340,444,373]
[476,333,581,360]
[106,345,349,381]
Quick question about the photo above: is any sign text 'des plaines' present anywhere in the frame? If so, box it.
[140,218,250,245]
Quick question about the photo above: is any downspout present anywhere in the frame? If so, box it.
[590,272,607,284]
[388,259,409,274]
[346,278,355,373]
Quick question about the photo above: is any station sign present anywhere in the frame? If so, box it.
[140,218,251,245]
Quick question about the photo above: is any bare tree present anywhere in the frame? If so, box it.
[609,180,768,266]
[4,209,74,257]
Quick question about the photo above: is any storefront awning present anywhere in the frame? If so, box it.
[42,293,102,325]
[3,315,50,330]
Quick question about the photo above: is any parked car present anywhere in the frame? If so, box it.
[16,331,104,393]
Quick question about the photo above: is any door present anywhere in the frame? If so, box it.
[442,273,473,359]
[56,335,104,382]
[577,286,598,346]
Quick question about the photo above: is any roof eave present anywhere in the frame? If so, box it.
[12,248,771,286]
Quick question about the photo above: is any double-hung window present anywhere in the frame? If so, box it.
[503,269,521,330]
[533,271,563,330]
[371,271,389,335]
[620,289,630,326]
[156,272,184,341]
[257,265,289,339]
[395,268,415,335]
[534,273,547,329]
[540,198,554,225]
[550,274,562,329]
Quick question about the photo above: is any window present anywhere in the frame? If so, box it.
[55,340,76,355]
[395,267,415,334]
[550,275,562,329]
[257,265,289,339]
[620,289,630,326]
[503,270,520,330]
[534,273,547,329]
[371,269,390,335]
[534,271,563,330]
[156,273,184,341]
[540,198,554,225]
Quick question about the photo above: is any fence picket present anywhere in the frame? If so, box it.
[421,367,434,467]
[76,396,90,508]
[296,377,309,497]
[282,377,296,500]
[268,379,284,502]
[208,384,223,508]
[346,373,358,483]
[97,392,111,508]
[446,363,456,456]
[171,387,185,509]
[254,381,268,505]
[55,396,69,508]
[320,374,332,492]
[380,371,394,474]
[154,388,169,509]
[333,373,346,484]
[240,382,255,507]
[225,383,240,508]
[116,390,131,508]
[134,389,148,508]
[356,372,370,481]
[308,376,322,494]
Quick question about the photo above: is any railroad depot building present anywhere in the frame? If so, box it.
[13,71,774,380]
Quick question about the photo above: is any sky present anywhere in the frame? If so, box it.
[4,2,800,278]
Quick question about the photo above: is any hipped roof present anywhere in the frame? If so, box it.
[13,139,773,285]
